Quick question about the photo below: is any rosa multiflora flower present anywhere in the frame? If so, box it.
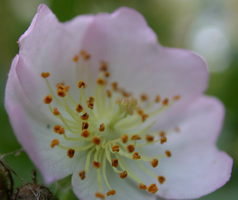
[5,4,232,200]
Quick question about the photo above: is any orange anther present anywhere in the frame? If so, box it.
[44,95,53,104]
[67,149,75,158]
[41,72,50,78]
[151,159,159,168]
[92,137,101,145]
[106,190,116,196]
[158,176,166,184]
[50,139,59,148]
[79,171,86,180]
[121,135,128,143]
[148,184,158,194]
[119,171,128,179]
[127,144,135,153]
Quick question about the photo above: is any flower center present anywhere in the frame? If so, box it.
[41,50,181,199]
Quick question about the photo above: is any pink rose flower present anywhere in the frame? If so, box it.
[5,4,232,200]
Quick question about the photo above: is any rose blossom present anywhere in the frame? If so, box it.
[5,4,232,200]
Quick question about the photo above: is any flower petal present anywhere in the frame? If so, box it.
[5,56,79,184]
[80,7,208,99]
[18,4,94,104]
[150,96,233,199]
[72,162,156,200]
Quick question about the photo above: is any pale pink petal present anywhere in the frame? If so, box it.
[18,4,94,105]
[80,7,208,99]
[148,97,233,199]
[5,55,79,183]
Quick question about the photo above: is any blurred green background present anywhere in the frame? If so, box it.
[0,0,237,199]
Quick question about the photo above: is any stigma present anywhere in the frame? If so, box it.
[41,50,181,198]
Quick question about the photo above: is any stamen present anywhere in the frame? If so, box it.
[54,125,65,135]
[173,95,181,101]
[132,152,141,160]
[52,108,60,115]
[121,134,128,143]
[81,130,90,138]
[139,183,147,190]
[79,171,86,180]
[127,144,135,153]
[106,190,116,196]
[155,95,161,103]
[80,50,91,60]
[131,135,141,141]
[93,161,101,168]
[44,95,53,104]
[97,78,107,86]
[111,82,118,91]
[148,184,158,194]
[146,135,154,142]
[95,192,105,199]
[73,55,79,63]
[158,176,166,184]
[151,159,159,168]
[50,139,60,148]
[112,145,120,152]
[106,90,112,98]
[112,159,119,167]
[140,94,148,101]
[82,122,89,130]
[160,135,167,144]
[99,123,105,132]
[119,171,128,179]
[92,137,101,145]
[67,149,75,158]
[81,113,89,120]
[99,61,108,72]
[165,150,172,157]
[162,98,169,106]
[78,81,87,88]
[104,72,110,78]
[41,72,50,78]
[76,104,83,113]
